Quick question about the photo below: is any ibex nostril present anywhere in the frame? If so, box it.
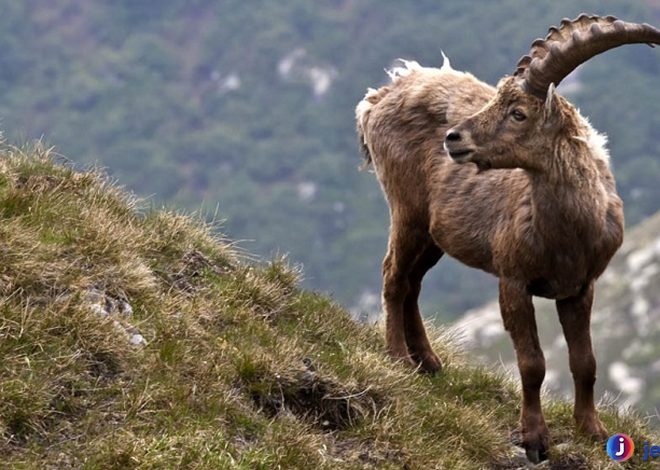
[445,130,462,142]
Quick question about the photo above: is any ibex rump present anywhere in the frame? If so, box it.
[356,15,660,461]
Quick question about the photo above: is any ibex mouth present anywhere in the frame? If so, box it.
[448,149,474,161]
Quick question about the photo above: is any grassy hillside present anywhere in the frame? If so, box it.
[0,147,658,469]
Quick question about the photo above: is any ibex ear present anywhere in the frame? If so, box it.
[543,83,561,128]
[543,83,560,125]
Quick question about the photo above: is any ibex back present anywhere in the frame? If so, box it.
[356,14,660,462]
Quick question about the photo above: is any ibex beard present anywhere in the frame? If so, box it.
[356,14,660,463]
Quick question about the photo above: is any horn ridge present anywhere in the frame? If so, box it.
[514,14,660,98]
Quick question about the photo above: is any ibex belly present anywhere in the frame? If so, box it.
[525,277,586,299]
[506,242,606,300]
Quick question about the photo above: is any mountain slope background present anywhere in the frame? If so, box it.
[1,147,659,469]
[0,0,659,318]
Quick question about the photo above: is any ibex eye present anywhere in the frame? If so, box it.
[511,109,527,122]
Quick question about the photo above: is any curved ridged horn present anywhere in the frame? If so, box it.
[514,14,660,98]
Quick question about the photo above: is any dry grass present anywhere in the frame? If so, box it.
[0,143,657,469]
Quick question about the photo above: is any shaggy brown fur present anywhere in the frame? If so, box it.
[356,15,659,462]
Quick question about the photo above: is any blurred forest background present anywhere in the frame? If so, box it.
[0,0,659,321]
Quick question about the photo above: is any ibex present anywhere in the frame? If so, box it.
[356,15,660,462]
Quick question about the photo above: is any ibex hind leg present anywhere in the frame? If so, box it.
[404,242,443,373]
[382,221,442,373]
[499,279,549,463]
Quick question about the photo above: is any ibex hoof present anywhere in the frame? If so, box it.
[577,416,608,441]
[525,448,548,464]
[512,427,549,464]
[412,350,443,374]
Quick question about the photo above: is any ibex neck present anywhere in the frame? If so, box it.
[529,153,608,240]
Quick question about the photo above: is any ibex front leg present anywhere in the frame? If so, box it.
[556,283,608,441]
[499,279,548,463]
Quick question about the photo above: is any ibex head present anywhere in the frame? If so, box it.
[444,14,660,172]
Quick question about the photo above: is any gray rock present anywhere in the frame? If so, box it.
[86,288,144,345]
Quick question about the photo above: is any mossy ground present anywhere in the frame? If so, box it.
[0,144,657,469]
